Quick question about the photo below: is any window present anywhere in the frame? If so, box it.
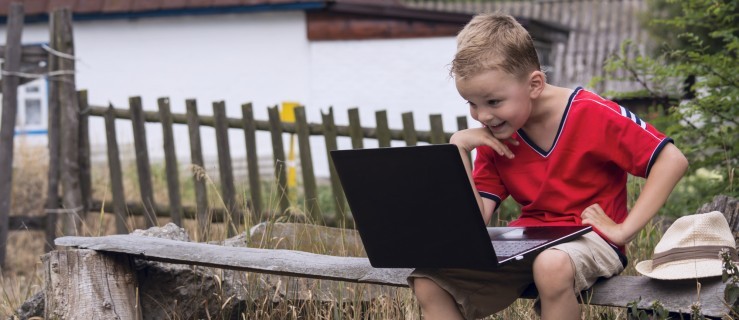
[25,99,42,125]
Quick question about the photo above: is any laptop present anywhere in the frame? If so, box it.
[330,144,591,269]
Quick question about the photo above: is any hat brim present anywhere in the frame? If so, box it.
[635,259,725,280]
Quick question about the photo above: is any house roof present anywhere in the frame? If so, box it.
[0,0,569,43]
[406,0,650,95]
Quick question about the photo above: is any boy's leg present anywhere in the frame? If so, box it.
[533,232,625,320]
[532,249,579,320]
[412,277,464,320]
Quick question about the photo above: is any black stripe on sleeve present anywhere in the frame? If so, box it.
[479,192,502,209]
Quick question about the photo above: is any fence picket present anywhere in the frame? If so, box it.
[267,106,290,214]
[185,100,209,240]
[105,104,129,234]
[158,97,183,227]
[429,114,445,144]
[44,6,61,251]
[375,110,391,148]
[321,107,347,224]
[348,108,363,149]
[213,101,241,237]
[295,107,320,221]
[241,103,263,222]
[129,97,157,228]
[401,112,418,146]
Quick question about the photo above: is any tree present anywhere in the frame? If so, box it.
[595,0,737,202]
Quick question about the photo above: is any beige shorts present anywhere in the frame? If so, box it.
[407,232,624,320]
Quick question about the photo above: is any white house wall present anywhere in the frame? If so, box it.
[2,10,467,176]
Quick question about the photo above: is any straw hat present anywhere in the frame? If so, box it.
[636,211,738,280]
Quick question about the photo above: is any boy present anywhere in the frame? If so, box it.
[408,13,688,320]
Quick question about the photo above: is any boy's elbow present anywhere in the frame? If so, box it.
[665,143,689,177]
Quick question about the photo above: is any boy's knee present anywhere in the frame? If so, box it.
[412,277,446,303]
[533,250,575,294]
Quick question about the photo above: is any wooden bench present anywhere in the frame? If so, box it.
[47,234,731,319]
[43,195,738,319]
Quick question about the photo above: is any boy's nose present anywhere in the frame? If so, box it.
[477,110,496,124]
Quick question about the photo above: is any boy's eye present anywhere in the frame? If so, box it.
[487,100,500,106]
[466,101,477,108]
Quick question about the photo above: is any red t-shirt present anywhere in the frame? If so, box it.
[473,87,672,252]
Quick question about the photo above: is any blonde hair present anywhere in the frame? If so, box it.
[451,12,541,80]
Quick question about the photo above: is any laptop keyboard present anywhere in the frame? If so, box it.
[491,240,548,257]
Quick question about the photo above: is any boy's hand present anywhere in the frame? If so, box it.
[581,203,630,246]
[449,127,518,159]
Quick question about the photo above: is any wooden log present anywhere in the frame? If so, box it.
[55,8,84,236]
[294,107,320,221]
[348,108,363,149]
[375,110,391,148]
[158,97,183,227]
[429,114,445,144]
[54,234,733,318]
[185,100,209,240]
[401,112,418,146]
[129,96,157,228]
[321,107,347,224]
[241,102,263,221]
[45,7,62,252]
[78,90,92,216]
[104,104,129,234]
[0,2,24,266]
[213,101,240,237]
[267,105,290,214]
[43,249,142,320]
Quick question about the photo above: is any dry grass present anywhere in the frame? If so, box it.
[1,144,665,319]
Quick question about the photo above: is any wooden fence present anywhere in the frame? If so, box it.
[0,3,469,266]
[82,99,468,236]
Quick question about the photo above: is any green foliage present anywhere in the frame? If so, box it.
[595,0,738,206]
[720,248,739,317]
[626,298,671,320]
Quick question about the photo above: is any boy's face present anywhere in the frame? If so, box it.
[455,69,533,140]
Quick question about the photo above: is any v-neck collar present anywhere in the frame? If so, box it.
[516,87,581,158]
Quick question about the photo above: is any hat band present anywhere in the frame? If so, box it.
[653,245,738,268]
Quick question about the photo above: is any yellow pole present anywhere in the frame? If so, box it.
[280,102,299,204]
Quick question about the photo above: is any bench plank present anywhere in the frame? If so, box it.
[55,235,731,318]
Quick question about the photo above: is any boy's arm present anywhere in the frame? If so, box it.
[581,143,689,246]
[450,127,516,225]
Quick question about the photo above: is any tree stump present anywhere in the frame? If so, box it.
[43,249,142,320]
[696,195,739,242]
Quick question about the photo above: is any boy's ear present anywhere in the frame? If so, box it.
[528,70,546,98]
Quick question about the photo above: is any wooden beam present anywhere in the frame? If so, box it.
[0,2,24,267]
[55,234,732,318]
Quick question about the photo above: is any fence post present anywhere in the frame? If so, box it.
[321,107,347,225]
[158,97,183,227]
[78,91,92,215]
[213,101,240,237]
[45,4,61,251]
[267,106,290,214]
[55,8,84,236]
[294,107,320,221]
[129,96,157,228]
[185,100,209,240]
[0,2,24,266]
[105,104,129,234]
[241,103,263,222]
